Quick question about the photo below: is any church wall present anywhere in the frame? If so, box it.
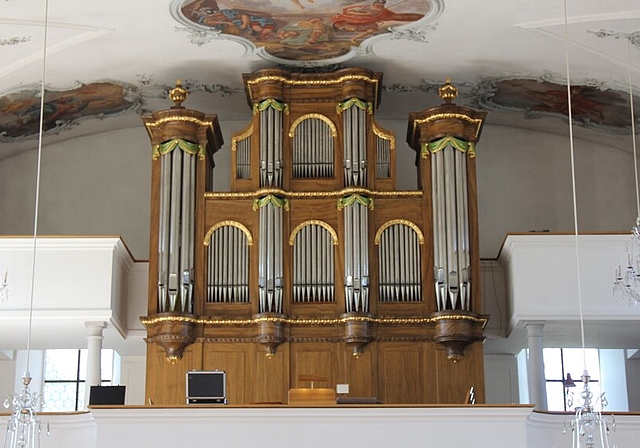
[625,355,640,411]
[0,122,634,262]
[0,352,16,403]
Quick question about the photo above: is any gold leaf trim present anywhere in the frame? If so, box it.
[372,123,396,151]
[289,220,339,246]
[246,74,379,89]
[203,220,253,246]
[288,113,337,138]
[144,115,216,130]
[205,188,423,200]
[141,313,488,327]
[374,219,425,245]
[231,124,254,152]
[413,113,483,139]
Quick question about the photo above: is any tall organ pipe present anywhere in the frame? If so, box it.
[259,106,283,187]
[343,200,369,313]
[432,144,471,311]
[157,148,196,314]
[258,201,283,313]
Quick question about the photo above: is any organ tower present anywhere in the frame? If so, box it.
[141,68,488,405]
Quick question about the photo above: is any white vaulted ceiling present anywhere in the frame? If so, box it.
[1,0,640,355]
[1,0,639,156]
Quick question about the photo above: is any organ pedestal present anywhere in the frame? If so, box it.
[141,70,488,406]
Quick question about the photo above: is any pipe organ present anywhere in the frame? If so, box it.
[141,69,488,406]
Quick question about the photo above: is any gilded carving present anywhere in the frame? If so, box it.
[374,219,425,245]
[203,221,253,246]
[288,114,337,138]
[289,220,339,246]
[231,124,254,152]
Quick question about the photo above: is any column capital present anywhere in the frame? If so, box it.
[523,321,545,337]
[85,321,107,337]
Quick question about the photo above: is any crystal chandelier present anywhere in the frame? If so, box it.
[3,374,47,448]
[613,36,640,306]
[2,0,50,446]
[613,219,640,304]
[0,270,8,302]
[564,371,615,448]
[561,1,614,446]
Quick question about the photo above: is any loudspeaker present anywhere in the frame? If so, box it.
[186,370,226,404]
[89,385,126,405]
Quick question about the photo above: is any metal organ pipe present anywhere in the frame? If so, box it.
[236,136,251,179]
[156,147,197,314]
[293,118,333,178]
[207,225,250,303]
[378,224,421,302]
[259,106,283,187]
[292,224,335,303]
[158,155,171,312]
[258,201,283,313]
[343,201,369,313]
[342,106,367,187]
[432,144,471,311]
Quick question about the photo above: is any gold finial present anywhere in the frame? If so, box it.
[169,79,189,108]
[439,78,458,104]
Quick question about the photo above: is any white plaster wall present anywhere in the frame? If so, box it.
[119,355,146,405]
[0,354,16,403]
[484,354,519,404]
[476,125,637,258]
[0,127,151,260]
[625,356,640,411]
[3,406,639,448]
[0,122,635,260]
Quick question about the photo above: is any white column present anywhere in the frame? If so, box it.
[85,321,107,407]
[524,321,548,410]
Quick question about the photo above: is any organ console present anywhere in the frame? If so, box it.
[141,68,488,406]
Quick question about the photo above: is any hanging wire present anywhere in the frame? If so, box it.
[562,2,616,446]
[25,0,50,375]
[628,39,639,219]
[562,0,587,370]
[3,3,51,447]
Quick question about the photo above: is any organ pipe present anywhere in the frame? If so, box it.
[432,143,471,311]
[341,196,371,312]
[157,147,197,314]
[257,197,286,313]
[377,223,422,302]
[259,102,284,187]
[292,223,336,302]
[207,225,250,303]
[343,104,367,187]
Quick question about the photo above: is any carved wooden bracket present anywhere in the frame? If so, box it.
[142,313,197,363]
[432,311,486,362]
[342,312,373,358]
[254,312,286,358]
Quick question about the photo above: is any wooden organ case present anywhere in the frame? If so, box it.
[141,69,488,406]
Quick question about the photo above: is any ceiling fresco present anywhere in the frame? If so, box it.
[0,82,138,142]
[476,78,640,134]
[2,75,638,142]
[174,0,441,63]
[1,0,640,156]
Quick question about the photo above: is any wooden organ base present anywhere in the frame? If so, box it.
[145,337,485,406]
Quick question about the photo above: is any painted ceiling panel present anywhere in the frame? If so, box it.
[0,0,638,154]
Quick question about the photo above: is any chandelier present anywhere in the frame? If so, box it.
[613,35,640,306]
[561,1,614,446]
[2,0,50,446]
[3,375,47,448]
[563,370,615,448]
